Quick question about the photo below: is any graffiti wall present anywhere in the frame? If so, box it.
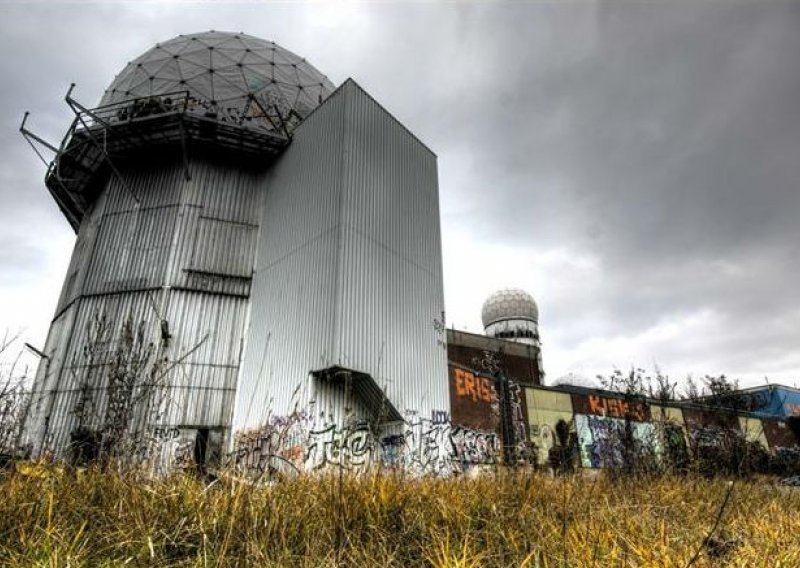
[574,414,658,468]
[141,382,799,476]
[571,393,653,469]
[682,407,741,448]
[525,388,574,467]
[228,408,500,479]
[449,365,500,433]
[448,363,534,467]
[506,380,535,464]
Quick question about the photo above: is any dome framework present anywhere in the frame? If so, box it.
[21,31,336,232]
[100,31,335,134]
[481,288,539,328]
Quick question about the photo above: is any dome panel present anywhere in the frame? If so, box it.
[481,288,539,327]
[99,31,335,134]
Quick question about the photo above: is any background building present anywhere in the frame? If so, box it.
[445,288,545,466]
[446,288,544,386]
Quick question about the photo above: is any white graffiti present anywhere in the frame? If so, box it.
[228,415,502,478]
[305,423,374,470]
[450,426,498,466]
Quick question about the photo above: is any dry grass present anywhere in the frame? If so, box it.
[0,467,798,567]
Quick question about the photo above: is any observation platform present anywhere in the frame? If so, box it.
[42,91,291,231]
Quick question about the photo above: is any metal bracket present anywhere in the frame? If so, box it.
[63,83,140,205]
[19,111,59,167]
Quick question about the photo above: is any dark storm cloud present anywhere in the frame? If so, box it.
[0,1,797,383]
[428,3,800,371]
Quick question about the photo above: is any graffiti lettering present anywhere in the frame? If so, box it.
[153,427,180,440]
[431,410,450,424]
[454,368,493,403]
[450,427,498,466]
[230,415,502,478]
[586,395,649,421]
[305,423,374,470]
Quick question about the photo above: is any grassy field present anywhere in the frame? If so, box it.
[0,467,798,567]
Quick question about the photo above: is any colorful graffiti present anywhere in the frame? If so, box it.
[573,393,651,422]
[450,427,498,467]
[453,368,494,403]
[449,365,500,436]
[575,414,658,468]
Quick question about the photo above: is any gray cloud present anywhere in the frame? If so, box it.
[1,1,798,385]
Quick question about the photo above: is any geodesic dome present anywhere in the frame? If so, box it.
[481,289,539,328]
[99,31,335,134]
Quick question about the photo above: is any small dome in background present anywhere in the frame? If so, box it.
[481,288,539,328]
[99,31,335,133]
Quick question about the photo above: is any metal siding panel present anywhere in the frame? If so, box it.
[41,292,158,453]
[55,198,104,314]
[235,87,346,431]
[23,304,76,453]
[188,217,257,276]
[337,82,448,424]
[236,81,448,434]
[28,154,261,458]
[83,205,177,294]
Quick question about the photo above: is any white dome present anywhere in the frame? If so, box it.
[481,288,539,328]
[99,31,335,133]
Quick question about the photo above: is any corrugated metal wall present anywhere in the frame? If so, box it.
[25,155,260,458]
[235,80,449,435]
[234,84,346,430]
[336,83,448,421]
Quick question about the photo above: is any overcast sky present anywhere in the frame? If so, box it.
[0,1,798,388]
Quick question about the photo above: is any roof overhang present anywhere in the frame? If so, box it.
[310,365,402,423]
